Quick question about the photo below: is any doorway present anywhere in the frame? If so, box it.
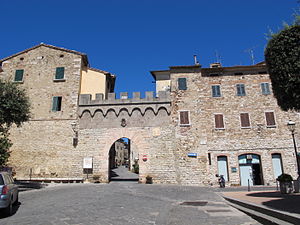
[239,154,263,186]
[108,138,138,182]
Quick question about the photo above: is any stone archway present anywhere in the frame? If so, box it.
[99,128,151,183]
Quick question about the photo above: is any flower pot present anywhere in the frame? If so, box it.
[279,182,293,194]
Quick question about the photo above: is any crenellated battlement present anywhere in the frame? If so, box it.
[79,91,170,106]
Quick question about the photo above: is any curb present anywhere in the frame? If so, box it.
[223,196,300,224]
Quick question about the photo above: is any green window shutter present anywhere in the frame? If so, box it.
[52,96,62,111]
[52,97,58,111]
[55,67,65,80]
[178,78,187,90]
[15,69,24,81]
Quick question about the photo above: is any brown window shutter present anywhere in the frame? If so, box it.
[215,114,224,128]
[240,113,250,127]
[180,111,189,125]
[265,112,276,126]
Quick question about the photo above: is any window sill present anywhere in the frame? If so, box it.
[179,124,191,127]
[215,128,225,130]
[266,125,276,128]
[241,127,251,129]
[13,81,24,84]
[53,79,66,82]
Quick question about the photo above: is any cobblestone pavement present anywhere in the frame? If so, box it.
[0,182,260,225]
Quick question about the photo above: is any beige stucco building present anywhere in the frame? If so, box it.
[0,44,299,186]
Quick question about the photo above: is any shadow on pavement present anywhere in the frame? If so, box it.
[0,201,21,219]
[15,181,47,192]
[247,191,300,214]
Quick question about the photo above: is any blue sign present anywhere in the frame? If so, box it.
[188,153,197,157]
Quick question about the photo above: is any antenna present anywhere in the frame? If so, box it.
[215,50,222,63]
[244,46,257,65]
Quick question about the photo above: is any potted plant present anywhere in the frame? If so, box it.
[277,173,293,194]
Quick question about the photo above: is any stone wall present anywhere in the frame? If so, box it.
[168,65,300,186]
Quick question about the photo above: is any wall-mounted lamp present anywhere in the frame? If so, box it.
[71,121,78,147]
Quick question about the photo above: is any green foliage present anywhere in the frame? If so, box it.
[277,173,293,183]
[265,24,300,111]
[0,80,30,166]
[0,81,30,127]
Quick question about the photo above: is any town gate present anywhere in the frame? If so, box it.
[78,91,178,183]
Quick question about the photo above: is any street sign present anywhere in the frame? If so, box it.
[188,153,197,157]
[83,157,93,169]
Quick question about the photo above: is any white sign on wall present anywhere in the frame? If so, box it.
[83,157,93,169]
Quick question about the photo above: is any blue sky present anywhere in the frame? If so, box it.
[0,0,298,96]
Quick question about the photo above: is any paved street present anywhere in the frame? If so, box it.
[0,180,259,225]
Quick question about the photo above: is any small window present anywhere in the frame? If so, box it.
[212,85,221,97]
[178,78,187,90]
[236,83,246,96]
[55,67,65,80]
[52,96,62,112]
[261,83,271,95]
[179,111,190,126]
[240,113,250,128]
[214,114,224,129]
[14,69,24,82]
[265,111,276,127]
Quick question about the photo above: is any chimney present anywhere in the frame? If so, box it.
[193,55,200,65]
[210,62,222,68]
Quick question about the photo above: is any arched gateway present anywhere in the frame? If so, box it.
[78,91,177,183]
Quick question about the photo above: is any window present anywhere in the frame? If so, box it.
[14,69,24,82]
[55,67,65,80]
[261,83,271,95]
[214,114,224,129]
[212,85,221,97]
[265,111,276,127]
[52,96,62,111]
[236,84,246,96]
[179,111,190,126]
[240,113,250,128]
[178,78,187,90]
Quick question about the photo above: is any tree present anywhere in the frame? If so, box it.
[0,81,30,166]
[265,15,300,111]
